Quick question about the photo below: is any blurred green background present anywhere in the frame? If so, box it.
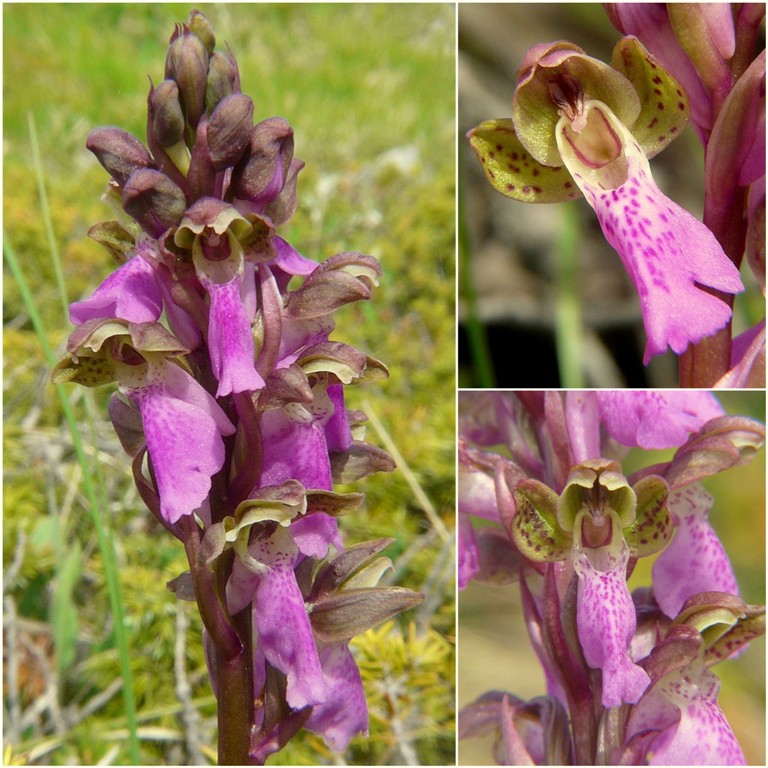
[4,4,455,764]
[459,391,765,765]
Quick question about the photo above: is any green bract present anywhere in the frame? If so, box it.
[468,36,690,204]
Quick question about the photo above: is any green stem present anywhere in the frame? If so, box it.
[458,181,495,387]
[554,202,585,387]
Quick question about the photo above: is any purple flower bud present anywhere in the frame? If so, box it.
[121,168,187,237]
[86,127,154,187]
[165,28,209,129]
[231,117,295,211]
[149,80,185,148]
[207,93,254,171]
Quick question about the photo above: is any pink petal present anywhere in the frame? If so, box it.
[715,320,766,388]
[596,391,723,449]
[127,361,234,524]
[564,391,601,462]
[258,408,333,490]
[251,527,326,709]
[291,513,342,559]
[557,101,743,363]
[648,665,745,765]
[273,236,317,276]
[324,384,352,453]
[652,484,738,619]
[204,274,265,396]
[70,253,162,325]
[574,542,650,706]
[458,466,499,521]
[305,644,368,751]
[458,514,480,590]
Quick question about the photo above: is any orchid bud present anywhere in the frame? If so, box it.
[86,127,154,187]
[308,587,423,644]
[207,93,254,171]
[187,9,215,54]
[87,221,135,264]
[149,80,185,148]
[165,29,209,129]
[121,168,187,237]
[205,50,238,111]
[231,117,295,208]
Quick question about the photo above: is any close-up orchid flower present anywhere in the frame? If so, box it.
[460,4,764,387]
[458,390,766,765]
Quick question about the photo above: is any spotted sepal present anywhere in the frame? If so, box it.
[51,353,116,388]
[467,118,581,204]
[611,36,690,159]
[511,478,571,562]
[624,474,672,557]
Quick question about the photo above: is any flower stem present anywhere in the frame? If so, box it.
[216,624,256,765]
[679,177,746,387]
[180,516,256,763]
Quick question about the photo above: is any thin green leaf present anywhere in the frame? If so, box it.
[3,233,142,765]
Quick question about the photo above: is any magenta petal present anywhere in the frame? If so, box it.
[652,484,738,619]
[558,103,743,363]
[716,320,766,388]
[70,254,162,325]
[305,643,368,751]
[596,391,723,449]
[251,527,326,708]
[324,384,352,453]
[204,275,265,396]
[574,543,650,707]
[458,466,499,521]
[127,361,235,524]
[259,408,333,490]
[291,514,342,559]
[647,665,745,765]
[226,555,259,615]
[273,236,317,276]
[458,514,480,590]
[565,391,601,462]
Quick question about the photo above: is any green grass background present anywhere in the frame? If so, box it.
[4,4,455,764]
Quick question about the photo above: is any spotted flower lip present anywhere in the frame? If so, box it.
[467,33,755,367]
[555,99,744,362]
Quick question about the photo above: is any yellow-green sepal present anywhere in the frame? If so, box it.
[467,118,581,204]
[611,36,690,159]
[624,474,673,557]
[51,353,116,387]
[512,478,571,562]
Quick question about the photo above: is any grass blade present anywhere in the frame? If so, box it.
[3,235,141,763]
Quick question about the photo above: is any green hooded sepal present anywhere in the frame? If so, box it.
[467,119,580,204]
